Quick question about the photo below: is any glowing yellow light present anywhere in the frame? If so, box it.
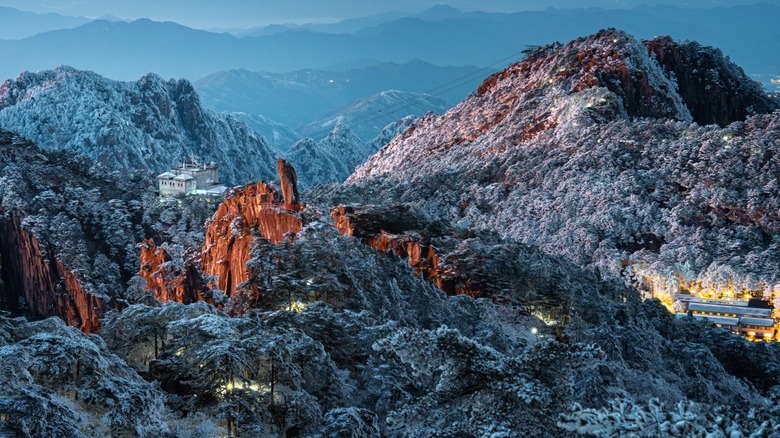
[281,301,307,313]
[222,381,270,394]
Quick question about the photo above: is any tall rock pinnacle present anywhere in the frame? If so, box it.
[278,158,299,207]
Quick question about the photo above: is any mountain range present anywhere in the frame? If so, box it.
[0,4,778,83]
[296,90,448,143]
[194,60,480,127]
[193,60,467,148]
[0,6,90,40]
[0,66,426,189]
[2,28,780,436]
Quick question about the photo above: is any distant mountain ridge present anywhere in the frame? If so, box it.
[0,6,89,40]
[0,4,778,81]
[194,60,482,127]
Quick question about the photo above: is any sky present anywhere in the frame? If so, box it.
[2,0,778,28]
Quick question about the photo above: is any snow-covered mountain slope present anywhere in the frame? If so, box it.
[285,117,414,188]
[284,123,373,188]
[0,66,278,185]
[2,125,780,436]
[0,129,215,333]
[316,29,780,288]
[297,90,448,142]
[226,111,300,151]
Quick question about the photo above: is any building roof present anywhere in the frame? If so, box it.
[173,174,195,181]
[156,172,176,179]
[739,317,776,328]
[174,161,217,172]
[682,297,749,306]
[206,185,227,194]
[687,302,773,317]
[692,314,739,326]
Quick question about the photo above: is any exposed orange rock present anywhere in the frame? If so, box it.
[137,239,210,304]
[138,161,306,305]
[331,206,479,297]
[200,181,303,297]
[0,214,104,333]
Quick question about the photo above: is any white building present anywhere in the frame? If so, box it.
[677,298,777,341]
[157,160,227,197]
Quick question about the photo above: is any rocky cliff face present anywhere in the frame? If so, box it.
[644,36,777,127]
[0,66,278,184]
[331,204,449,285]
[331,204,548,301]
[277,158,299,207]
[0,129,149,332]
[137,239,209,305]
[134,158,307,306]
[0,214,104,332]
[199,169,305,298]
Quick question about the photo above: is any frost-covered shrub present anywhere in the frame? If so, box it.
[0,315,171,437]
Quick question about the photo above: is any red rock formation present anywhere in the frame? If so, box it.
[137,239,210,304]
[200,181,303,297]
[138,161,306,305]
[331,206,479,297]
[0,214,104,333]
[277,158,300,210]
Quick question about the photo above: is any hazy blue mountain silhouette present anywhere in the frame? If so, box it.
[0,6,90,40]
[194,60,481,127]
[0,4,777,82]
